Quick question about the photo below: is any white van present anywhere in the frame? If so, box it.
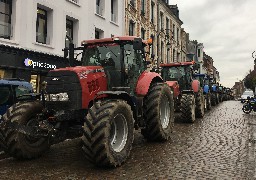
[240,90,254,103]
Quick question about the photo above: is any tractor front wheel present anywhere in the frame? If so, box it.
[195,91,205,118]
[142,83,174,141]
[211,93,217,106]
[1,101,50,159]
[82,100,134,167]
[180,94,196,123]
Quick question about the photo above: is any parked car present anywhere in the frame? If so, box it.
[240,90,254,103]
[0,79,34,121]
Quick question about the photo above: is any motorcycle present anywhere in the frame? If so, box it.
[242,97,256,114]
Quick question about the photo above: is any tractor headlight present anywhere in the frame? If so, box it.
[46,93,69,101]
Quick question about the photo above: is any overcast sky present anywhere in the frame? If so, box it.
[170,0,256,88]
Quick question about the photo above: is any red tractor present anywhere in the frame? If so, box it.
[0,36,174,167]
[160,61,205,123]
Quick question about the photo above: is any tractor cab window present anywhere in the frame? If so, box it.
[162,67,183,81]
[82,44,121,70]
[184,66,193,83]
[15,86,32,100]
[0,86,11,105]
[195,76,204,86]
[124,44,144,72]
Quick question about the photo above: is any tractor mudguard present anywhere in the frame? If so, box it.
[165,81,180,98]
[136,72,163,96]
[192,80,200,93]
[203,85,209,94]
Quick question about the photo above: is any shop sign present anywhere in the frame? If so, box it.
[24,58,57,69]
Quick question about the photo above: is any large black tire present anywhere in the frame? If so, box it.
[242,104,252,114]
[195,91,205,118]
[206,93,212,110]
[0,129,7,151]
[211,93,217,106]
[82,100,134,167]
[1,101,50,159]
[142,83,174,141]
[180,94,196,123]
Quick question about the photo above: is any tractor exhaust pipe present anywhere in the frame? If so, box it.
[63,35,75,67]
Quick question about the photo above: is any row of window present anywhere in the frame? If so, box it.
[0,0,75,47]
[1,0,120,47]
[36,7,74,47]
[129,0,180,43]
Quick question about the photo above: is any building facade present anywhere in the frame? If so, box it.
[125,0,183,66]
[0,0,125,92]
[180,28,189,62]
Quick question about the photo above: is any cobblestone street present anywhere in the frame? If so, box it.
[0,100,255,179]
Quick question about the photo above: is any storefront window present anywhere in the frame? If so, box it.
[30,74,39,92]
[0,0,12,39]
[0,69,4,79]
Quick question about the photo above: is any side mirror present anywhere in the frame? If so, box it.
[133,38,143,50]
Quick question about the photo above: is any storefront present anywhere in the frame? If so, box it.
[0,44,72,92]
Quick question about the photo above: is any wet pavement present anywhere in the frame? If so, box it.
[0,100,256,179]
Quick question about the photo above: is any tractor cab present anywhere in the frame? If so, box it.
[193,74,211,94]
[80,37,148,93]
[161,61,195,91]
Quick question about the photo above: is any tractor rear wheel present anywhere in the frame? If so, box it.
[1,101,50,159]
[180,94,196,123]
[195,91,205,118]
[142,83,174,141]
[82,100,134,167]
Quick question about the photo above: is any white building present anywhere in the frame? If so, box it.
[0,0,125,91]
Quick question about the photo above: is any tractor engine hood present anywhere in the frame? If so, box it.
[44,66,107,110]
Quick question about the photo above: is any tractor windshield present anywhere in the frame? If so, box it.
[162,66,185,81]
[82,43,121,69]
[0,86,11,105]
[194,76,204,87]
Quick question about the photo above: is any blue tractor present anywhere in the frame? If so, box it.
[194,74,212,110]
[0,79,33,151]
[210,80,221,106]
[0,79,34,121]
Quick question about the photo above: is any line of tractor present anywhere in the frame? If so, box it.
[0,36,233,167]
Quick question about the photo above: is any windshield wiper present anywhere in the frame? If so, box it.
[103,45,117,58]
